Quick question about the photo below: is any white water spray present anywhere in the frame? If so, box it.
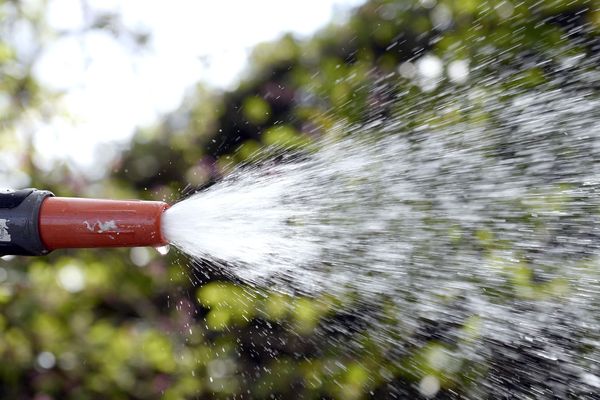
[162,63,600,396]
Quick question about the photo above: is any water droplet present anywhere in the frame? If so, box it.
[155,244,170,255]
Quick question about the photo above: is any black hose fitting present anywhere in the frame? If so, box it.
[0,189,54,257]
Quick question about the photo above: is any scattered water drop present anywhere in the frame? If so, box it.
[155,244,170,255]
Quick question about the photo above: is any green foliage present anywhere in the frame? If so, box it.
[243,96,271,125]
[2,0,599,398]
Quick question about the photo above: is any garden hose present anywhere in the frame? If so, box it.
[0,189,169,256]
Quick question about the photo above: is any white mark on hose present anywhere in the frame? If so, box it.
[0,219,11,242]
[83,220,118,234]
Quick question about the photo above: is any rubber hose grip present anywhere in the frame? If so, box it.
[0,189,54,256]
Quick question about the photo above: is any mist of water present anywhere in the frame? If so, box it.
[162,56,600,396]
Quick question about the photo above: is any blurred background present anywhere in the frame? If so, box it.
[1,0,599,398]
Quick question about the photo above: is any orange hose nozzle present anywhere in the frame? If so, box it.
[39,197,169,250]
